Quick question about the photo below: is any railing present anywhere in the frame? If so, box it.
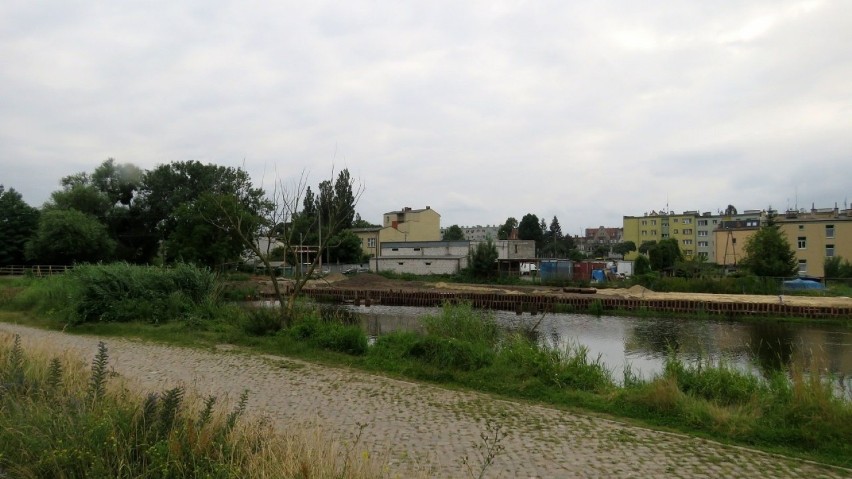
[0,265,73,276]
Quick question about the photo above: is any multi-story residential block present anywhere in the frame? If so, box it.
[625,208,764,263]
[623,211,700,260]
[776,205,852,278]
[702,209,763,263]
[448,225,499,241]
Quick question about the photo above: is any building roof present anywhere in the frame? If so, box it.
[380,240,470,248]
[383,206,439,215]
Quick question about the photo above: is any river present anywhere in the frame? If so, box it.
[339,304,852,393]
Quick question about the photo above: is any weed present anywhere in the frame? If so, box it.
[462,419,507,479]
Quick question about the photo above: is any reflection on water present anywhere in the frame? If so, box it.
[341,304,852,394]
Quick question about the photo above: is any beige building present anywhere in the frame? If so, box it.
[776,206,852,278]
[713,221,760,267]
[353,206,442,259]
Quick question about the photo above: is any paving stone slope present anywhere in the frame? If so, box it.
[1,322,848,479]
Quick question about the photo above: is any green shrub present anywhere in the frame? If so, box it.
[421,302,499,345]
[663,356,763,406]
[407,336,494,371]
[287,314,368,355]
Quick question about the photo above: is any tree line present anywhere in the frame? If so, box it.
[0,159,365,269]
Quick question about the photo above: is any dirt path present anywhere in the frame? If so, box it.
[1,322,848,479]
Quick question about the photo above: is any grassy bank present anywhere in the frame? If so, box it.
[2,266,852,469]
[0,331,385,478]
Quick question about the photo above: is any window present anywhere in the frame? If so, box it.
[641,220,647,226]
[683,218,692,224]
[698,252,708,259]
[673,229,678,234]
[662,234,669,238]
[826,244,835,257]
[746,220,758,227]
[798,224,804,230]
[673,219,679,223]
[826,225,835,238]
[798,260,807,274]
[367,238,376,248]
[392,248,399,251]
[698,231,708,237]
[413,247,421,251]
[698,220,708,226]
[797,237,806,249]
[712,219,718,225]
[698,241,709,247]
[398,262,404,265]
[425,262,432,265]
[682,239,693,245]
[732,238,737,244]
[683,228,693,235]
[683,249,693,255]
[651,220,657,225]
[641,230,647,236]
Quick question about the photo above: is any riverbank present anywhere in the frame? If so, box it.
[2,321,849,479]
[249,273,852,320]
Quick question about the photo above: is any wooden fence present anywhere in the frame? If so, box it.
[0,265,73,276]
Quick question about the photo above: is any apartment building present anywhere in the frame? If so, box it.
[776,206,852,277]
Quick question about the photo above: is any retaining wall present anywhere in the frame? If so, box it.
[291,288,852,320]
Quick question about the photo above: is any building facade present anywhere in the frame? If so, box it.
[776,206,852,278]
[353,206,442,259]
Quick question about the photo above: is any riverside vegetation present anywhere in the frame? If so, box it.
[1,263,851,470]
[0,333,386,478]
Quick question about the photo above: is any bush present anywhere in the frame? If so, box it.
[421,302,499,345]
[287,314,368,355]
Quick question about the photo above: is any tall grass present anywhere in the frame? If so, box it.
[0,332,387,478]
[7,263,219,325]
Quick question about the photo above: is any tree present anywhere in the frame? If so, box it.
[612,241,636,258]
[497,217,517,240]
[741,217,797,277]
[638,240,657,255]
[0,186,40,265]
[548,216,563,242]
[139,161,267,266]
[352,213,378,228]
[467,238,498,278]
[25,209,115,264]
[634,254,652,275]
[648,238,682,272]
[209,168,363,327]
[824,256,852,278]
[442,224,465,241]
[327,230,363,263]
[518,214,542,247]
[592,244,610,258]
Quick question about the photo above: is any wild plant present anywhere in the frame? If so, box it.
[86,341,109,403]
[462,419,507,479]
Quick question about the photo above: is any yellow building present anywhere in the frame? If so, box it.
[622,211,699,260]
[713,221,759,267]
[776,207,852,278]
[353,206,441,259]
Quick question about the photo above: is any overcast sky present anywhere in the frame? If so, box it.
[1,0,850,235]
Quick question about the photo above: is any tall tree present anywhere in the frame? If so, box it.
[139,161,266,266]
[549,216,563,241]
[25,209,115,264]
[497,217,517,240]
[442,224,465,241]
[648,238,682,272]
[741,214,797,277]
[518,214,543,249]
[0,186,40,265]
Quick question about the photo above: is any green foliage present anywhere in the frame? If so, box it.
[612,241,636,258]
[741,220,797,277]
[0,186,40,265]
[328,230,364,263]
[25,209,116,264]
[497,217,517,240]
[442,224,465,241]
[421,302,499,345]
[648,238,682,272]
[517,214,542,245]
[824,256,852,278]
[638,240,656,255]
[9,263,218,325]
[634,255,652,275]
[466,238,499,279]
[287,311,368,355]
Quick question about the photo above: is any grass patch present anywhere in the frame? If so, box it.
[0,332,386,478]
